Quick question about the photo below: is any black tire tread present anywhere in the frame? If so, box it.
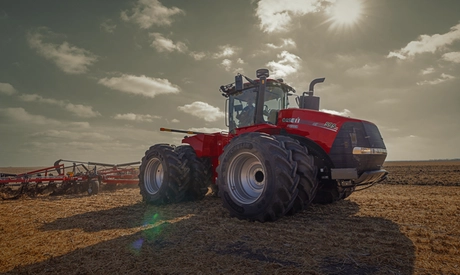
[175,145,212,201]
[217,132,298,222]
[139,144,189,205]
[274,135,318,215]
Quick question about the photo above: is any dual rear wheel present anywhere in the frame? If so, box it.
[217,133,318,222]
[139,144,212,205]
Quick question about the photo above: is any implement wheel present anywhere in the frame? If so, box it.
[87,180,99,195]
[217,132,298,222]
[139,144,188,205]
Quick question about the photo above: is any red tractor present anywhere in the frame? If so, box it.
[139,69,388,222]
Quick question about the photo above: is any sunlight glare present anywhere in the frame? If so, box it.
[327,0,363,30]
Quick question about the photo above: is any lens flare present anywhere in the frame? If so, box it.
[325,0,364,31]
[131,238,144,250]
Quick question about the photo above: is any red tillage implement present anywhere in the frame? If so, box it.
[94,161,140,185]
[0,159,140,200]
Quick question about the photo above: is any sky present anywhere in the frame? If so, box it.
[1,0,460,166]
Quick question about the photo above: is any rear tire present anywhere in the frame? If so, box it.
[175,145,212,200]
[217,132,298,222]
[275,136,318,215]
[139,144,188,205]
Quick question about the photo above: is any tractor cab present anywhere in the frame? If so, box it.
[221,69,294,133]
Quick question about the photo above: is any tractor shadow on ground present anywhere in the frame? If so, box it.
[9,197,415,275]
[41,202,150,232]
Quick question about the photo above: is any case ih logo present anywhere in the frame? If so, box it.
[282,117,301,123]
[282,117,338,132]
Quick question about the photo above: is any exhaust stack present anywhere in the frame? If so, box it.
[298,78,325,111]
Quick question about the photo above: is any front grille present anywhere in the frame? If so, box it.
[329,121,386,172]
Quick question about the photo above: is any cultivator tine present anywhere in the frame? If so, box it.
[0,184,23,200]
[0,179,39,200]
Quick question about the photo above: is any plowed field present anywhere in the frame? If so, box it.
[1,161,459,274]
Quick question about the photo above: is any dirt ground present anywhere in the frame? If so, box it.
[1,161,460,274]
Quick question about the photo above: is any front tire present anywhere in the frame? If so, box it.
[139,144,188,205]
[217,132,298,222]
[274,136,318,215]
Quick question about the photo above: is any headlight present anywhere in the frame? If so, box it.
[353,147,387,155]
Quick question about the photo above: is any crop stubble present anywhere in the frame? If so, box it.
[0,161,459,274]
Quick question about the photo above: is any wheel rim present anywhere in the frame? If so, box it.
[227,152,265,204]
[144,157,164,195]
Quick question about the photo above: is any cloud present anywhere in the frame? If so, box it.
[27,28,98,74]
[345,64,380,77]
[320,108,352,117]
[220,58,244,74]
[420,67,435,75]
[0,107,61,125]
[114,113,161,122]
[416,73,455,85]
[64,103,101,118]
[266,51,302,78]
[387,51,406,60]
[100,19,116,33]
[0,108,91,131]
[121,0,184,29]
[19,94,100,118]
[266,38,297,49]
[19,94,60,104]
[184,45,240,61]
[255,0,322,33]
[177,101,225,122]
[221,59,232,71]
[442,51,460,63]
[190,51,206,60]
[213,45,239,59]
[31,130,113,141]
[0,82,16,95]
[98,74,180,98]
[388,23,460,59]
[171,118,180,123]
[149,33,187,53]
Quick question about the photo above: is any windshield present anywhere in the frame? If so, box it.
[228,82,288,131]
